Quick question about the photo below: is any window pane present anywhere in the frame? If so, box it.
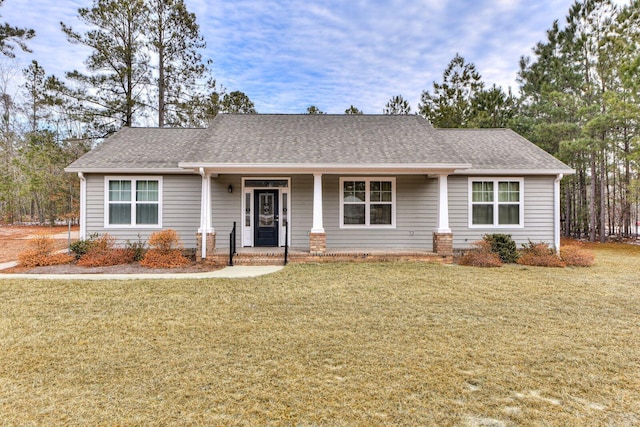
[371,191,381,202]
[344,204,365,225]
[371,204,392,225]
[137,180,158,202]
[499,205,519,225]
[136,204,158,224]
[472,204,493,225]
[370,181,392,202]
[245,193,251,227]
[472,182,493,202]
[370,181,380,192]
[109,203,131,224]
[344,181,366,202]
[499,181,519,202]
[109,180,131,202]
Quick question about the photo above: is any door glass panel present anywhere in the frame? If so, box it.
[259,193,274,226]
[245,193,251,227]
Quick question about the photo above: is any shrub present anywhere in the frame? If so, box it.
[483,233,519,263]
[76,233,134,267]
[516,241,565,267]
[69,232,100,259]
[560,245,595,267]
[140,229,190,268]
[18,233,74,267]
[458,240,503,267]
[126,236,147,261]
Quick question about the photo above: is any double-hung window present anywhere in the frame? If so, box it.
[469,178,523,227]
[340,178,395,228]
[105,177,162,227]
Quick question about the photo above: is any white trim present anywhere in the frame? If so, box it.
[66,167,196,174]
[435,174,451,233]
[241,177,291,247]
[78,173,86,240]
[467,177,524,229]
[103,176,163,229]
[339,177,396,229]
[454,168,574,175]
[179,163,470,175]
[554,174,563,252]
[312,173,325,233]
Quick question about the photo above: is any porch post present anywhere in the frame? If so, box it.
[197,169,215,260]
[78,172,86,240]
[433,173,453,256]
[310,172,326,254]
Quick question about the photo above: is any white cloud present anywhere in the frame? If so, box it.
[1,0,628,115]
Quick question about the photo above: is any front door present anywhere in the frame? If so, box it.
[254,189,279,247]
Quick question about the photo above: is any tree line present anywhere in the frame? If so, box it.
[381,0,640,242]
[0,0,638,243]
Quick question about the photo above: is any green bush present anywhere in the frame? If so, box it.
[483,233,518,263]
[69,232,100,259]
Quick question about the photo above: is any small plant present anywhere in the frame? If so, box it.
[77,233,134,267]
[516,240,565,267]
[18,233,74,267]
[560,245,595,267]
[140,229,190,268]
[458,240,503,267]
[69,232,100,259]
[126,235,147,262]
[483,233,518,263]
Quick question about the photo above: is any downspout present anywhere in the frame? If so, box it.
[199,168,207,259]
[554,174,563,253]
[77,172,86,240]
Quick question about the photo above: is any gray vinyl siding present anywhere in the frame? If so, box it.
[211,175,243,250]
[85,174,201,248]
[449,175,556,248]
[322,175,437,250]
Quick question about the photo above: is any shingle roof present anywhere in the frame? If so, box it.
[182,114,465,165]
[66,114,573,174]
[66,127,208,171]
[437,128,573,173]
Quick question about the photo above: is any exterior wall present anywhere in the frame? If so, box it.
[322,174,437,250]
[85,174,201,248]
[448,175,556,248]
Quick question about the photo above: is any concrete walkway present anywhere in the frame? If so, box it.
[0,265,284,280]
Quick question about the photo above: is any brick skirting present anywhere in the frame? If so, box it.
[433,232,453,256]
[309,232,326,254]
[196,231,216,260]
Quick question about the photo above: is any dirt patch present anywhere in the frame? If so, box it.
[0,225,76,263]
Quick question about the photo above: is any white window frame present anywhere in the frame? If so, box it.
[339,177,396,229]
[104,176,163,228]
[468,177,524,228]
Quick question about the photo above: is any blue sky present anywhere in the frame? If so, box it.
[0,0,629,115]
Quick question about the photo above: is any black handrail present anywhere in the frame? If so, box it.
[228,221,236,266]
[284,220,289,265]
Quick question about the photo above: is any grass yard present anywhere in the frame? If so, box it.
[0,244,639,425]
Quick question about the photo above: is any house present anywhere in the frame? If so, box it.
[65,114,574,262]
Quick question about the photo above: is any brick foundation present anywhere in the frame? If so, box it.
[433,232,453,257]
[309,232,326,254]
[196,231,216,261]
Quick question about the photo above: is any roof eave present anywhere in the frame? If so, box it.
[452,168,576,175]
[177,162,473,174]
[64,167,196,174]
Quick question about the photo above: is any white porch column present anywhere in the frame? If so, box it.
[311,172,324,233]
[435,174,451,233]
[198,169,214,259]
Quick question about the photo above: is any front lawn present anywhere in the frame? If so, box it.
[1,244,638,425]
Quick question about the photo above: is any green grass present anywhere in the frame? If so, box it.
[1,244,639,425]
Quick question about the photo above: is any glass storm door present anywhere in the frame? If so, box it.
[254,189,279,247]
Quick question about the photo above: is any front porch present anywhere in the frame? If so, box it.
[206,247,453,266]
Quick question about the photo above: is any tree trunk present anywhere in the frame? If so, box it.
[589,155,597,242]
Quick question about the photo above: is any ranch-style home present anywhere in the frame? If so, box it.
[65,114,574,263]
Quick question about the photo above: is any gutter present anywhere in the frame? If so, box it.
[554,174,563,253]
